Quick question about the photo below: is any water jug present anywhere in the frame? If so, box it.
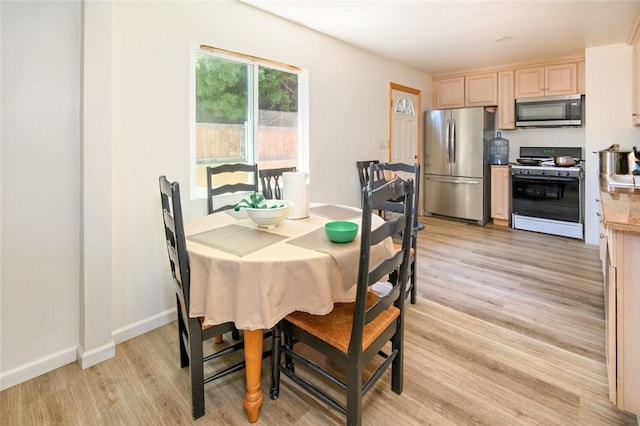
[488,132,509,165]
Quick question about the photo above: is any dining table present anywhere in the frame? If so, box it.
[184,203,395,422]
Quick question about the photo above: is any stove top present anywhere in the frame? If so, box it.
[511,164,582,177]
[511,146,583,178]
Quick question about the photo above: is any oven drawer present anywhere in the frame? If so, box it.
[512,214,583,239]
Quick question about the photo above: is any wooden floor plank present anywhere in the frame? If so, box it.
[2,216,638,425]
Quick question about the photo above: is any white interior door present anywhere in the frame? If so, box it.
[389,84,421,213]
[390,86,420,166]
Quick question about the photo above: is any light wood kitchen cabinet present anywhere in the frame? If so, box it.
[433,73,498,109]
[597,200,606,276]
[434,76,465,109]
[490,166,511,226]
[577,60,585,95]
[597,199,616,401]
[497,70,515,130]
[515,63,577,98]
[603,226,640,414]
[605,257,617,405]
[514,66,544,97]
[432,55,584,110]
[465,72,498,107]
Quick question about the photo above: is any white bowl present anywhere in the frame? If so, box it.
[245,201,291,228]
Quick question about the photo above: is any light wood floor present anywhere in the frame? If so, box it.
[2,216,639,425]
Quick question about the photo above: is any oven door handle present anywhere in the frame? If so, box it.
[511,174,579,183]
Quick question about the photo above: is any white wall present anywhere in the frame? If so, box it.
[79,0,116,369]
[584,43,639,245]
[500,127,586,164]
[1,2,81,385]
[1,0,430,388]
[109,1,430,334]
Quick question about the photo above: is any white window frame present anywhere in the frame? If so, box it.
[189,44,309,200]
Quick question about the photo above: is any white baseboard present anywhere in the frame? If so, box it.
[111,307,176,345]
[0,308,176,390]
[77,341,116,370]
[0,346,77,391]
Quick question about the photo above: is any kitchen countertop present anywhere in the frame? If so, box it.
[600,176,640,234]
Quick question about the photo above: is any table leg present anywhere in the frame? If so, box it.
[243,329,264,423]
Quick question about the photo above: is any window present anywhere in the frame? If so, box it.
[395,96,415,115]
[191,46,308,198]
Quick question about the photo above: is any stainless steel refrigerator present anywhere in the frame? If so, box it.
[423,107,495,225]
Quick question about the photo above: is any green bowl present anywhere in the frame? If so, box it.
[324,221,359,243]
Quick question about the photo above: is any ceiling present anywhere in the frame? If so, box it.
[241,0,640,75]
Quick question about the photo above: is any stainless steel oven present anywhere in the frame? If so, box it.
[511,147,584,239]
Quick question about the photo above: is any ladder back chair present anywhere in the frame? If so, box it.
[372,162,424,304]
[356,160,384,193]
[206,163,259,214]
[270,163,414,426]
[159,175,245,420]
[259,166,297,200]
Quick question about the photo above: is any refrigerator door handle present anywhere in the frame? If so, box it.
[445,119,451,163]
[426,177,481,185]
[451,118,456,163]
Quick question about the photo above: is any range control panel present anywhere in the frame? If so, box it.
[511,166,582,178]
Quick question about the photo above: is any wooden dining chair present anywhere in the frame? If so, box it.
[355,160,384,193]
[269,164,414,426]
[159,176,246,420]
[372,162,425,304]
[206,163,259,214]
[259,166,296,200]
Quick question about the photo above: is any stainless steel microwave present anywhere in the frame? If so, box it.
[515,94,584,127]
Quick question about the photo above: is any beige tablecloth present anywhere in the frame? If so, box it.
[185,204,395,330]
[188,224,288,257]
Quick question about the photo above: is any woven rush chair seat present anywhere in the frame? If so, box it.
[284,292,399,353]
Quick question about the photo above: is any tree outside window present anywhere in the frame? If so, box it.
[193,50,303,194]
